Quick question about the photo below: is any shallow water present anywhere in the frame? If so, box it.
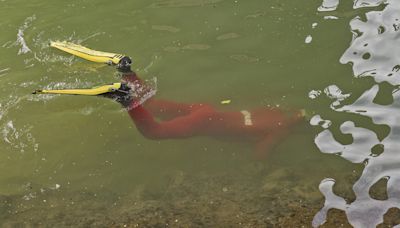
[0,0,398,227]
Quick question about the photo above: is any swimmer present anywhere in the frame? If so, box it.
[34,42,306,158]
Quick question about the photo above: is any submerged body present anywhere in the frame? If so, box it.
[123,72,304,157]
[37,42,304,157]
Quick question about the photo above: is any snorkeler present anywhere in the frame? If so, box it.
[34,42,305,158]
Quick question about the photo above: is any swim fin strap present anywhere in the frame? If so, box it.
[33,83,122,96]
[50,41,125,65]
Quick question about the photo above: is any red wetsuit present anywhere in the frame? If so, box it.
[123,73,304,156]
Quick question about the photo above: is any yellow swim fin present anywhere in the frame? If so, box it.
[33,83,122,96]
[50,41,125,65]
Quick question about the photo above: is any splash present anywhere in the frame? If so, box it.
[1,120,39,153]
[33,31,105,65]
[0,88,40,154]
[305,35,313,44]
[308,90,322,99]
[15,15,36,55]
[127,77,158,109]
[313,0,400,227]
[0,68,10,77]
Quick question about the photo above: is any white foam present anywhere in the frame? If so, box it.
[16,15,36,55]
[312,23,318,29]
[308,90,322,99]
[129,77,158,109]
[324,85,350,108]
[324,85,350,100]
[79,106,94,116]
[1,116,39,153]
[0,68,10,74]
[2,120,15,144]
[310,115,332,129]
[0,67,10,77]
[305,35,313,44]
[324,16,339,20]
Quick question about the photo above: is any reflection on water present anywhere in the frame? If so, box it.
[313,0,400,227]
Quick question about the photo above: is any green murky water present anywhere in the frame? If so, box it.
[0,0,394,226]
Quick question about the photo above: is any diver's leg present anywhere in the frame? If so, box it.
[144,99,207,120]
[128,104,214,139]
[254,129,289,160]
[253,109,306,160]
